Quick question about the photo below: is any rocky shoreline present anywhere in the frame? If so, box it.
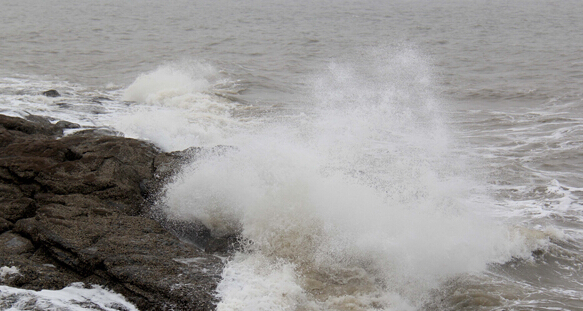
[0,114,226,310]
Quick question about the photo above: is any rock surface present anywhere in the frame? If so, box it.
[42,89,61,97]
[0,114,225,310]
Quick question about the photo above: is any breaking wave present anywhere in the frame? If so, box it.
[111,61,243,151]
[160,49,543,310]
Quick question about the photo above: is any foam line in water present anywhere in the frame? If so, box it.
[161,48,544,309]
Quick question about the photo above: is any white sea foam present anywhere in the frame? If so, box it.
[121,61,217,105]
[0,266,20,281]
[0,282,138,311]
[493,179,583,229]
[108,61,244,151]
[0,76,103,126]
[0,64,245,151]
[161,49,541,309]
[216,253,307,311]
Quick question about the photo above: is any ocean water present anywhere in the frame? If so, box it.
[1,0,583,310]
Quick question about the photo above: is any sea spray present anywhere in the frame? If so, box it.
[107,61,244,151]
[122,61,218,104]
[161,49,537,309]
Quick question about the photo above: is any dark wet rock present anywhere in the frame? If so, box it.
[72,128,124,137]
[154,216,243,254]
[0,232,35,255]
[0,198,37,222]
[205,235,241,254]
[153,146,202,182]
[25,114,53,126]
[0,114,63,137]
[0,114,225,310]
[152,145,236,183]
[159,218,212,249]
[55,120,81,129]
[0,218,13,233]
[92,96,112,103]
[42,89,60,97]
[0,247,85,289]
[56,102,71,108]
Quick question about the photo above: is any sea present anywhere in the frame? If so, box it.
[1,0,582,310]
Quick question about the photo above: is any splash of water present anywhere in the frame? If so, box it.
[122,61,218,105]
[109,61,243,151]
[161,49,536,310]
[0,282,138,311]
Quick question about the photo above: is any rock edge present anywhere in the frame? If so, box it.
[0,114,223,311]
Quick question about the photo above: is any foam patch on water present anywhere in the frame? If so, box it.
[0,76,123,128]
[0,282,138,311]
[161,48,541,309]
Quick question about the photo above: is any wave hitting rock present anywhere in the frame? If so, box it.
[0,114,224,311]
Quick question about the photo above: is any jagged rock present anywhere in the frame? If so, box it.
[0,114,225,310]
[42,90,60,97]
